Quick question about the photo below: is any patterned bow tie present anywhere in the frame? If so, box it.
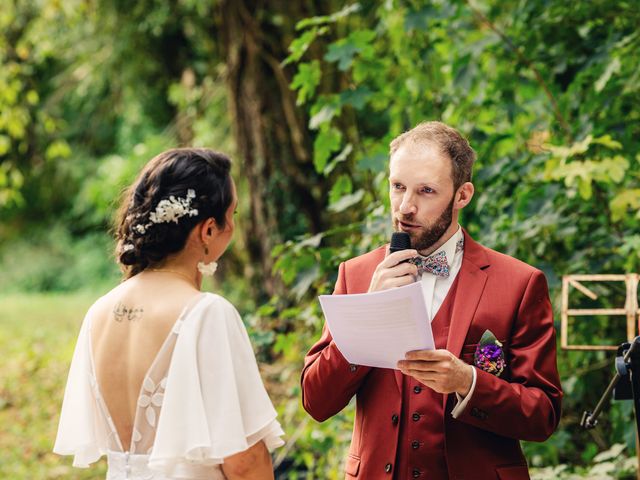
[410,250,450,277]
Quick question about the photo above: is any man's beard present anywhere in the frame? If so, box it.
[394,196,454,252]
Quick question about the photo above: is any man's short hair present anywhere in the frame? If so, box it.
[389,121,476,190]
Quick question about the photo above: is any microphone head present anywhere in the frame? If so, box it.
[389,231,411,253]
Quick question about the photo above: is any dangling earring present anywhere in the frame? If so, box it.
[197,243,218,276]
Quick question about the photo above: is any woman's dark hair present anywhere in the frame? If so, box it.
[114,148,233,278]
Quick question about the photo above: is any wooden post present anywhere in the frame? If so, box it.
[628,274,639,342]
[628,274,640,480]
[561,274,640,475]
[561,276,569,350]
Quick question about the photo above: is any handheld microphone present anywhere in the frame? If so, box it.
[389,231,411,253]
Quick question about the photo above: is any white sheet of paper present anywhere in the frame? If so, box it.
[318,281,434,369]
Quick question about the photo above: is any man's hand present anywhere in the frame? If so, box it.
[368,249,419,292]
[397,349,474,396]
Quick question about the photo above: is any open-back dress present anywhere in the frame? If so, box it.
[54,293,284,479]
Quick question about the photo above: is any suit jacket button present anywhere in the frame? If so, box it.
[411,440,420,449]
[349,364,358,372]
[471,407,479,417]
[385,463,393,473]
[412,468,421,478]
[391,414,399,425]
[413,386,422,394]
[412,412,420,421]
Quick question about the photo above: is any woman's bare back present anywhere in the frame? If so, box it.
[90,274,201,451]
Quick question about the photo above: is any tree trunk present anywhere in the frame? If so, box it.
[217,0,329,299]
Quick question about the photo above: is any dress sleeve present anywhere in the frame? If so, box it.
[149,294,284,472]
[53,305,111,467]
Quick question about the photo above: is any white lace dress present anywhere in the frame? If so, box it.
[54,293,284,480]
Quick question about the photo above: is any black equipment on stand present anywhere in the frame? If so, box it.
[582,337,640,479]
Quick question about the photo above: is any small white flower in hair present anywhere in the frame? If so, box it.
[148,191,198,225]
[133,189,199,235]
[134,224,147,234]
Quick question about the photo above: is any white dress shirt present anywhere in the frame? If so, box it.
[418,226,476,417]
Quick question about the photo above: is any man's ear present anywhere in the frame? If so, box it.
[455,182,474,210]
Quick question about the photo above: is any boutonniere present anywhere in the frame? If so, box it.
[474,330,506,377]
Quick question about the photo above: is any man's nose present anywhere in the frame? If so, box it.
[399,193,417,215]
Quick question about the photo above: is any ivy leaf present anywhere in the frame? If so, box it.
[577,177,592,200]
[340,86,372,109]
[313,127,342,173]
[328,189,364,212]
[404,6,436,32]
[591,134,622,150]
[358,151,387,172]
[296,232,324,250]
[0,135,10,156]
[329,174,353,205]
[309,95,341,130]
[599,155,628,183]
[610,189,640,222]
[324,143,353,175]
[291,60,321,105]
[284,27,327,65]
[547,135,593,160]
[595,57,621,92]
[295,3,360,30]
[292,265,321,300]
[325,30,376,71]
[45,140,72,160]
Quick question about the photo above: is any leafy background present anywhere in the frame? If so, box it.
[1,0,639,478]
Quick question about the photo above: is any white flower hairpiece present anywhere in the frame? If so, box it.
[133,189,199,235]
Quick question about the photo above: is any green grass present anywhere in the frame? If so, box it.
[0,292,108,479]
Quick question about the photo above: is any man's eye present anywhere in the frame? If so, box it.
[392,183,404,190]
[422,187,434,194]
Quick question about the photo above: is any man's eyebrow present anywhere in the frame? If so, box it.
[390,179,442,188]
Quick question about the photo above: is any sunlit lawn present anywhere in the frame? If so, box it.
[0,292,107,479]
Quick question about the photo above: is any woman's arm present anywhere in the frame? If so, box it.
[222,441,274,480]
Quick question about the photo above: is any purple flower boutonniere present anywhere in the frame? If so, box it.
[474,330,506,377]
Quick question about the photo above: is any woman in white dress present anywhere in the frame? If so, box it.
[54,148,284,479]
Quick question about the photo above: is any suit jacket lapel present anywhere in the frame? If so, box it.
[443,230,489,409]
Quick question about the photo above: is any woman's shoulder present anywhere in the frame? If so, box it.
[186,293,249,339]
[195,291,235,311]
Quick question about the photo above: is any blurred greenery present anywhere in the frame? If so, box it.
[2,0,640,478]
[0,292,108,479]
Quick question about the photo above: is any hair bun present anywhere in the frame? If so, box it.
[113,148,233,278]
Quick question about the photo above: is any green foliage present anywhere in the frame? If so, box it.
[266,0,640,475]
[0,225,120,293]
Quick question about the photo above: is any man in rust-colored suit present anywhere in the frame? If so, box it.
[301,122,562,480]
